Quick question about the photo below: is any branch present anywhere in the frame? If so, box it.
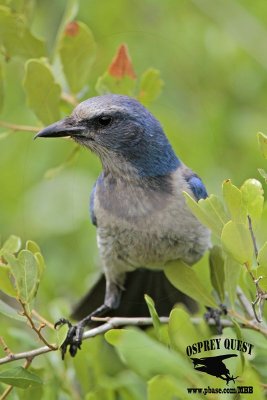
[0,121,40,132]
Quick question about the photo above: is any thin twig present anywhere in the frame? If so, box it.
[19,300,56,350]
[0,121,40,133]
[248,215,258,259]
[0,338,12,356]
[236,287,255,319]
[31,310,55,330]
[228,309,267,336]
[61,92,78,107]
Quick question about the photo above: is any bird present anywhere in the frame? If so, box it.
[36,94,210,358]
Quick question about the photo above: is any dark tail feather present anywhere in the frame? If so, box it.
[71,269,197,321]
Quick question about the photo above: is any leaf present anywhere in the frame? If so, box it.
[258,168,267,182]
[164,259,217,307]
[168,308,199,353]
[6,250,40,305]
[258,242,267,267]
[148,375,187,400]
[59,21,96,93]
[0,235,21,257]
[209,245,225,302]
[256,266,267,291]
[0,5,45,59]
[95,44,137,96]
[221,221,254,267]
[108,44,136,79]
[55,323,69,348]
[224,256,241,306]
[0,299,25,322]
[0,367,42,388]
[183,192,228,237]
[241,179,264,228]
[23,58,61,125]
[222,179,246,223]
[105,328,192,380]
[26,240,40,254]
[26,240,45,277]
[138,68,164,106]
[258,131,267,159]
[144,294,161,340]
[0,264,16,297]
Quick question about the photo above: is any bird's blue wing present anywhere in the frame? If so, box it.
[186,174,208,200]
[89,181,97,226]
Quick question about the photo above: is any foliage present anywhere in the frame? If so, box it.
[0,0,267,399]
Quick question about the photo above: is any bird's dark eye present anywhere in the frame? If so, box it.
[98,116,112,126]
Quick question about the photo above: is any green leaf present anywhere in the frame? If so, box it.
[148,375,187,400]
[0,61,4,112]
[138,68,164,106]
[241,179,264,228]
[0,367,42,388]
[0,6,45,59]
[222,179,246,223]
[96,72,136,96]
[168,308,199,353]
[55,323,69,348]
[0,299,25,321]
[258,131,267,159]
[184,192,228,237]
[105,328,192,380]
[256,266,267,291]
[26,240,40,254]
[59,21,96,93]
[258,242,267,267]
[224,256,241,306]
[258,168,267,182]
[0,264,16,297]
[164,259,217,307]
[6,250,40,305]
[0,235,21,256]
[144,294,161,340]
[23,58,61,125]
[209,245,225,302]
[221,221,254,267]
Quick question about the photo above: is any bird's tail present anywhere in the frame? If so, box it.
[71,269,197,321]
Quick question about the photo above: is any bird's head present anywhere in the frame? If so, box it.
[36,95,180,178]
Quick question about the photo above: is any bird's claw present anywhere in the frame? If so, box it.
[54,318,84,359]
[205,304,227,334]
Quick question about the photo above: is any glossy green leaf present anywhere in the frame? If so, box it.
[26,240,40,254]
[184,192,228,237]
[0,235,21,256]
[5,250,39,305]
[0,5,45,59]
[138,68,164,106]
[105,328,192,380]
[256,266,267,291]
[0,367,42,388]
[258,131,267,159]
[144,294,161,340]
[165,259,217,307]
[26,240,45,277]
[0,264,16,297]
[59,21,96,93]
[24,58,61,125]
[224,256,241,306]
[222,179,246,222]
[148,375,188,400]
[221,221,254,266]
[241,179,264,228]
[209,245,225,302]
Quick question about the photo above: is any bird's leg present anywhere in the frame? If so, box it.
[55,280,122,359]
[204,304,227,334]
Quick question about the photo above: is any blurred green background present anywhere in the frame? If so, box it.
[1,0,267,307]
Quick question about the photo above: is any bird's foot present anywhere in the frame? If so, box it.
[54,318,84,359]
[204,304,227,334]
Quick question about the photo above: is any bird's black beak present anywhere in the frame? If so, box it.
[34,118,86,139]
